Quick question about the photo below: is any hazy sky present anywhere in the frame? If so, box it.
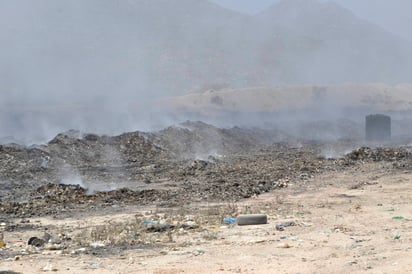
[209,0,276,14]
[210,0,412,41]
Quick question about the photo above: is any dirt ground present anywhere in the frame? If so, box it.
[1,159,411,274]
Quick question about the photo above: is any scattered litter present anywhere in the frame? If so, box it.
[392,216,404,220]
[181,221,199,229]
[90,241,106,248]
[141,220,158,225]
[0,223,6,248]
[88,262,101,269]
[71,247,87,255]
[193,249,205,256]
[45,243,65,251]
[41,263,58,272]
[142,220,176,232]
[145,223,175,232]
[223,217,236,225]
[276,221,296,231]
[279,235,289,239]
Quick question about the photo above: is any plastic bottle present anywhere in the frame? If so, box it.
[223,217,236,225]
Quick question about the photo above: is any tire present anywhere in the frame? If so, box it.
[236,214,268,226]
[27,236,45,247]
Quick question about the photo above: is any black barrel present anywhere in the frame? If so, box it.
[365,114,391,141]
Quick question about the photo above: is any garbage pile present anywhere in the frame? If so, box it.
[345,147,410,162]
[1,122,411,219]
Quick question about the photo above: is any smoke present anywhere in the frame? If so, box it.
[59,165,141,196]
[0,0,167,144]
[61,174,86,190]
[60,172,121,196]
[1,0,412,144]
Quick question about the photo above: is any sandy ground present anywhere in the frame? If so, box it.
[1,162,412,274]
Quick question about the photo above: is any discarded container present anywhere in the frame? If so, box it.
[391,216,404,220]
[365,114,391,141]
[236,214,267,226]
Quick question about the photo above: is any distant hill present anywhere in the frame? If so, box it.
[253,0,412,84]
[166,83,412,114]
[1,0,411,101]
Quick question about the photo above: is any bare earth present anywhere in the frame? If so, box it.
[1,160,411,274]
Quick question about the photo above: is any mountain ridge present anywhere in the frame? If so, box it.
[1,0,411,100]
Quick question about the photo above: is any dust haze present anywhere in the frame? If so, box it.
[2,4,412,271]
[1,0,412,144]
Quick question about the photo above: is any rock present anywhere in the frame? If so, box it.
[277,242,291,248]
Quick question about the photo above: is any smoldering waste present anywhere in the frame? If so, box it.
[1,122,411,219]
